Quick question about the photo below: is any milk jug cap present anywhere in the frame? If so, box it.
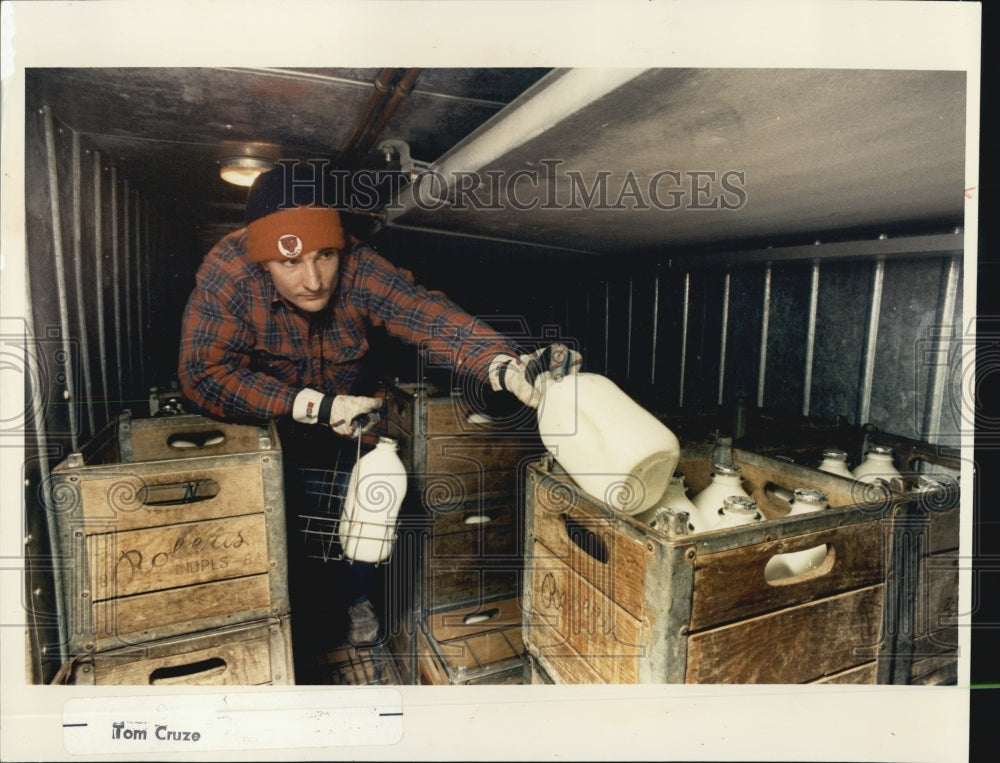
[822,448,848,461]
[713,463,742,477]
[722,495,757,514]
[917,475,947,491]
[377,436,399,448]
[793,488,828,507]
[868,445,894,456]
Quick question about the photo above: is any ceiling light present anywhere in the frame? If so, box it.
[219,156,275,187]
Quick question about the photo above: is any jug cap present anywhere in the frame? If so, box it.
[713,463,742,477]
[868,445,894,456]
[670,470,687,483]
[793,488,828,507]
[917,475,948,491]
[377,436,399,448]
[722,495,757,514]
[821,448,848,461]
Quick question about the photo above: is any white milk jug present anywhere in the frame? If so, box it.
[816,448,855,479]
[691,463,752,517]
[852,445,901,485]
[764,488,830,582]
[537,373,681,515]
[339,437,408,563]
[712,495,763,530]
[637,471,706,532]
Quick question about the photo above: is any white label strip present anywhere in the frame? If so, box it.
[63,689,403,754]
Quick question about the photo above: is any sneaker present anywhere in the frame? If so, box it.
[347,599,380,646]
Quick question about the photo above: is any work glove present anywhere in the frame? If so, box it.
[292,389,382,437]
[489,342,583,408]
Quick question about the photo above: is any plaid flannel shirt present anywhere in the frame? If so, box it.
[178,228,513,423]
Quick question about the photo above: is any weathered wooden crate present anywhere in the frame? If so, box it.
[736,423,962,686]
[48,411,290,655]
[384,380,544,511]
[414,597,525,685]
[523,447,898,684]
[59,615,293,685]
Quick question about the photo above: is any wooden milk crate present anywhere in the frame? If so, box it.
[523,447,897,684]
[415,597,525,685]
[384,379,544,511]
[740,423,962,686]
[60,616,293,685]
[48,411,290,655]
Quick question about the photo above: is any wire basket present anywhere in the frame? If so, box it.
[296,466,399,565]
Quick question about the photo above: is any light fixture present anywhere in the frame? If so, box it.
[219,156,276,187]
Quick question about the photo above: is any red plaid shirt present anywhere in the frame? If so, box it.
[179,228,513,423]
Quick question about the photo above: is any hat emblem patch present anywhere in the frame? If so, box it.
[277,234,303,258]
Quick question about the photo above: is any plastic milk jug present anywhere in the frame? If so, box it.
[339,437,408,563]
[640,471,712,533]
[816,448,855,479]
[712,495,763,530]
[764,488,830,582]
[852,445,901,485]
[692,463,752,517]
[536,372,681,515]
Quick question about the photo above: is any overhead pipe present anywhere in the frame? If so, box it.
[335,67,400,164]
[387,68,650,220]
[355,67,423,158]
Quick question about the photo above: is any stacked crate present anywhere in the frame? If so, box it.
[752,425,962,686]
[48,411,293,685]
[384,379,543,684]
[523,446,897,684]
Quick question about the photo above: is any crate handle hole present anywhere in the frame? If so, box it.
[764,544,836,585]
[564,516,609,564]
[463,608,500,625]
[464,512,494,525]
[168,431,226,449]
[149,656,227,684]
[140,478,221,506]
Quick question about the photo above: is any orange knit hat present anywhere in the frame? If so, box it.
[245,164,346,262]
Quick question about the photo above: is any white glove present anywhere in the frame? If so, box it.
[489,343,583,408]
[293,389,382,436]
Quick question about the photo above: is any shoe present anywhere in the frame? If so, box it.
[347,599,380,646]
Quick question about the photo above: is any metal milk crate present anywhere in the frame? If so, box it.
[523,446,897,684]
[48,411,290,656]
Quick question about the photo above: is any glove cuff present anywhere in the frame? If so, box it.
[292,388,327,425]
[488,354,519,392]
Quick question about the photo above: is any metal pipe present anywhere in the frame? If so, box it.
[650,274,660,386]
[336,67,399,163]
[757,265,772,408]
[71,133,96,437]
[356,68,422,157]
[803,261,820,416]
[922,256,961,439]
[43,106,79,450]
[388,68,649,219]
[111,166,124,405]
[679,272,690,408]
[93,151,111,424]
[717,271,731,405]
[857,258,886,426]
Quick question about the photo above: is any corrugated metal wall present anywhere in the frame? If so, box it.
[21,100,198,683]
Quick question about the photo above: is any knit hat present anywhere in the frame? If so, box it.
[246,164,346,263]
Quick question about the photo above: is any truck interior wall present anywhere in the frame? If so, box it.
[22,99,200,683]
[20,97,963,684]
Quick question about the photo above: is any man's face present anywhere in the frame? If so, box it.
[263,247,341,313]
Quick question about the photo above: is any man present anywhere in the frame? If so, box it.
[177,163,580,662]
